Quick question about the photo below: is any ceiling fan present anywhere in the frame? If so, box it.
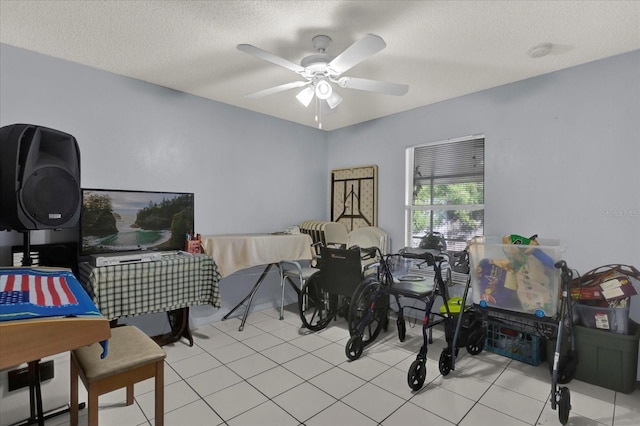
[237,34,408,126]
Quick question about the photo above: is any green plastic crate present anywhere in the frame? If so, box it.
[573,321,639,393]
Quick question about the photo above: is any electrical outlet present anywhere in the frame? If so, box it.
[8,361,54,391]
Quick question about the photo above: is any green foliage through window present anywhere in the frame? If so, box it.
[406,136,485,250]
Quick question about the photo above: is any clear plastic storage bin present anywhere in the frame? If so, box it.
[576,303,630,334]
[468,236,565,317]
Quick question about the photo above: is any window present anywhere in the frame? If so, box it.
[405,135,484,251]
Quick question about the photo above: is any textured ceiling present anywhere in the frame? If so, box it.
[1,0,638,131]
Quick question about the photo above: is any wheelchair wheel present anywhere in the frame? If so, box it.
[466,328,485,355]
[439,349,452,376]
[298,274,332,331]
[347,280,385,346]
[407,359,427,391]
[345,335,364,361]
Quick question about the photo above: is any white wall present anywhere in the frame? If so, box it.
[327,50,640,275]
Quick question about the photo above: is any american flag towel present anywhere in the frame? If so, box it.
[0,268,102,321]
[0,274,78,306]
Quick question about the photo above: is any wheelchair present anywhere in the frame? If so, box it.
[297,245,376,331]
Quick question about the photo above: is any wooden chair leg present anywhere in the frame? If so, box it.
[70,354,79,426]
[88,383,99,426]
[126,383,134,405]
[154,360,164,426]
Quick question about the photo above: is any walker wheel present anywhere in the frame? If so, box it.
[345,335,364,361]
[397,318,406,342]
[439,349,452,376]
[466,329,485,355]
[558,386,571,425]
[407,359,427,391]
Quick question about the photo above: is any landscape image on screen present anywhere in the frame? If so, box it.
[81,189,194,255]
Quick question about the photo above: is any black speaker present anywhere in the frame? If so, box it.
[0,124,81,231]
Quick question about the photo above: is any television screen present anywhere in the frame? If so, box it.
[80,188,194,255]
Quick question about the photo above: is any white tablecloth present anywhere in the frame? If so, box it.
[201,233,314,277]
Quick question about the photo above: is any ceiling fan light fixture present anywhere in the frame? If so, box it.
[315,79,332,100]
[296,86,314,107]
[326,91,343,109]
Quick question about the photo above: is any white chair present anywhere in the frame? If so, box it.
[347,226,390,253]
[346,226,390,274]
[323,222,348,248]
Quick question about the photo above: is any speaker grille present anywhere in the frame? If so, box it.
[21,166,80,227]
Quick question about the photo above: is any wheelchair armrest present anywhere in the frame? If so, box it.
[363,261,380,273]
[359,246,379,261]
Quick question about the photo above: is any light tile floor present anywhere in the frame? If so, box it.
[47,306,640,426]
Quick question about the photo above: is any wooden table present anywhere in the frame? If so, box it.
[0,316,110,371]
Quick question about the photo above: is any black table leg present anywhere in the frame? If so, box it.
[222,264,273,331]
[12,361,83,426]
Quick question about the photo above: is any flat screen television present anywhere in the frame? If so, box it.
[80,188,194,255]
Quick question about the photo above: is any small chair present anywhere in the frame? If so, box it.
[279,260,319,320]
[70,325,166,426]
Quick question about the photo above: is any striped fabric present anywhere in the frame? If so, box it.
[78,254,221,320]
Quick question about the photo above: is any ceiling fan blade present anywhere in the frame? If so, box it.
[338,77,408,96]
[245,81,309,99]
[237,44,305,73]
[327,34,386,74]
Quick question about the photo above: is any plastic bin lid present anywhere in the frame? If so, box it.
[467,235,565,249]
